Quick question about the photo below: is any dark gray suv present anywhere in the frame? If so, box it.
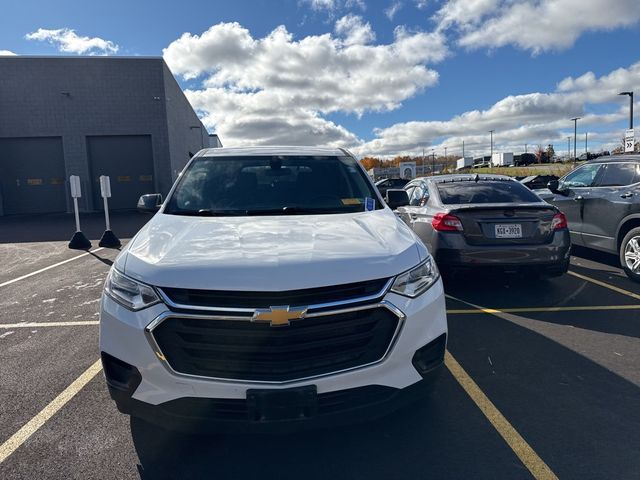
[539,155,640,281]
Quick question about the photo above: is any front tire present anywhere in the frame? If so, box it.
[620,227,640,282]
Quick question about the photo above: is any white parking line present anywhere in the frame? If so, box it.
[0,321,99,329]
[0,248,105,288]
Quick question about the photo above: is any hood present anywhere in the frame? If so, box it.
[120,210,424,290]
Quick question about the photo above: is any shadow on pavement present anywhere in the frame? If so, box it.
[129,372,530,480]
[0,211,154,244]
[571,245,620,269]
[88,250,115,267]
[444,270,640,338]
[446,309,640,480]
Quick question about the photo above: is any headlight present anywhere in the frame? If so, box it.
[104,268,160,311]
[390,257,439,298]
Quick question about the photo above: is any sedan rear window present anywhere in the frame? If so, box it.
[437,181,541,204]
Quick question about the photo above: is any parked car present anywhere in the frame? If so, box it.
[391,174,571,278]
[520,174,559,190]
[375,177,409,197]
[538,155,640,281]
[100,146,447,431]
[514,153,536,166]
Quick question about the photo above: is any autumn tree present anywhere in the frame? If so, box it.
[359,157,381,171]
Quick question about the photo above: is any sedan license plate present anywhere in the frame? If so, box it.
[495,223,522,238]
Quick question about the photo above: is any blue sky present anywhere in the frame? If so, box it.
[2,0,639,157]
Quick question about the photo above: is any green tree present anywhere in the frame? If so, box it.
[545,145,555,162]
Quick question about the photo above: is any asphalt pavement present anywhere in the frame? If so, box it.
[0,213,639,479]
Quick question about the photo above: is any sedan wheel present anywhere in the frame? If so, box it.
[620,227,640,282]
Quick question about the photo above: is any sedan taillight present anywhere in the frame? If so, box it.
[551,212,568,230]
[432,213,464,231]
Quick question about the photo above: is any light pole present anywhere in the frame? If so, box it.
[462,140,465,158]
[619,91,634,129]
[571,117,580,164]
[567,137,571,160]
[444,146,447,158]
[585,132,588,155]
[431,149,435,176]
[489,130,494,161]
[525,143,528,153]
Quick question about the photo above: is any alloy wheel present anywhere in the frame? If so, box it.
[624,235,640,273]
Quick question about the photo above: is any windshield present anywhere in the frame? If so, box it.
[437,181,542,204]
[164,155,382,216]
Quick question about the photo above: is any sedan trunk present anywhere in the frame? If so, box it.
[448,204,558,246]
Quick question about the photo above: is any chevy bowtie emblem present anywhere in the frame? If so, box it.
[252,306,307,327]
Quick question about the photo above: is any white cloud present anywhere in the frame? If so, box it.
[436,0,640,53]
[25,28,118,55]
[302,0,336,11]
[186,88,361,147]
[0,50,17,56]
[335,14,375,45]
[345,0,367,10]
[385,1,403,20]
[301,0,366,12]
[164,21,447,147]
[354,62,640,157]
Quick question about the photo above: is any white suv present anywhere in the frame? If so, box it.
[99,146,447,431]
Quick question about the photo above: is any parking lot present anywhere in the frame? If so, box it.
[1,213,639,480]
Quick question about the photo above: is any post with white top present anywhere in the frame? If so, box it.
[68,175,92,250]
[98,175,121,248]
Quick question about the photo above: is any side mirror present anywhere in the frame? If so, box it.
[385,189,410,209]
[547,180,568,195]
[137,193,163,212]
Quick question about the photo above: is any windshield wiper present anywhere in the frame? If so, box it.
[169,209,248,217]
[246,207,343,215]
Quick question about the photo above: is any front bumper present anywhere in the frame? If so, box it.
[99,279,447,428]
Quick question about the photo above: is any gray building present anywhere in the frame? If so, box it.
[0,56,217,215]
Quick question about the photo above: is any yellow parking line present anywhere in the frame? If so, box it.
[0,359,103,464]
[447,304,640,315]
[568,270,640,301]
[0,321,99,329]
[445,351,558,480]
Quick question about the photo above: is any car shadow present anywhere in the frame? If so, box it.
[0,211,153,244]
[446,310,640,480]
[129,371,530,480]
[443,271,640,338]
[570,245,621,270]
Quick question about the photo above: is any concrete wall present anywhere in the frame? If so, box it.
[0,56,211,214]
[162,63,208,182]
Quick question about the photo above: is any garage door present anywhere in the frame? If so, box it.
[87,135,154,210]
[0,137,67,215]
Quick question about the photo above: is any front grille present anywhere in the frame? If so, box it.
[152,307,399,381]
[160,277,389,309]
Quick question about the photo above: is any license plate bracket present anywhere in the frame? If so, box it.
[247,385,318,422]
[494,223,522,238]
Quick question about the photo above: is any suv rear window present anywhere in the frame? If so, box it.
[437,181,541,204]
[165,155,382,216]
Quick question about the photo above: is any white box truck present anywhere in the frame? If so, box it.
[456,157,474,170]
[491,152,514,167]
